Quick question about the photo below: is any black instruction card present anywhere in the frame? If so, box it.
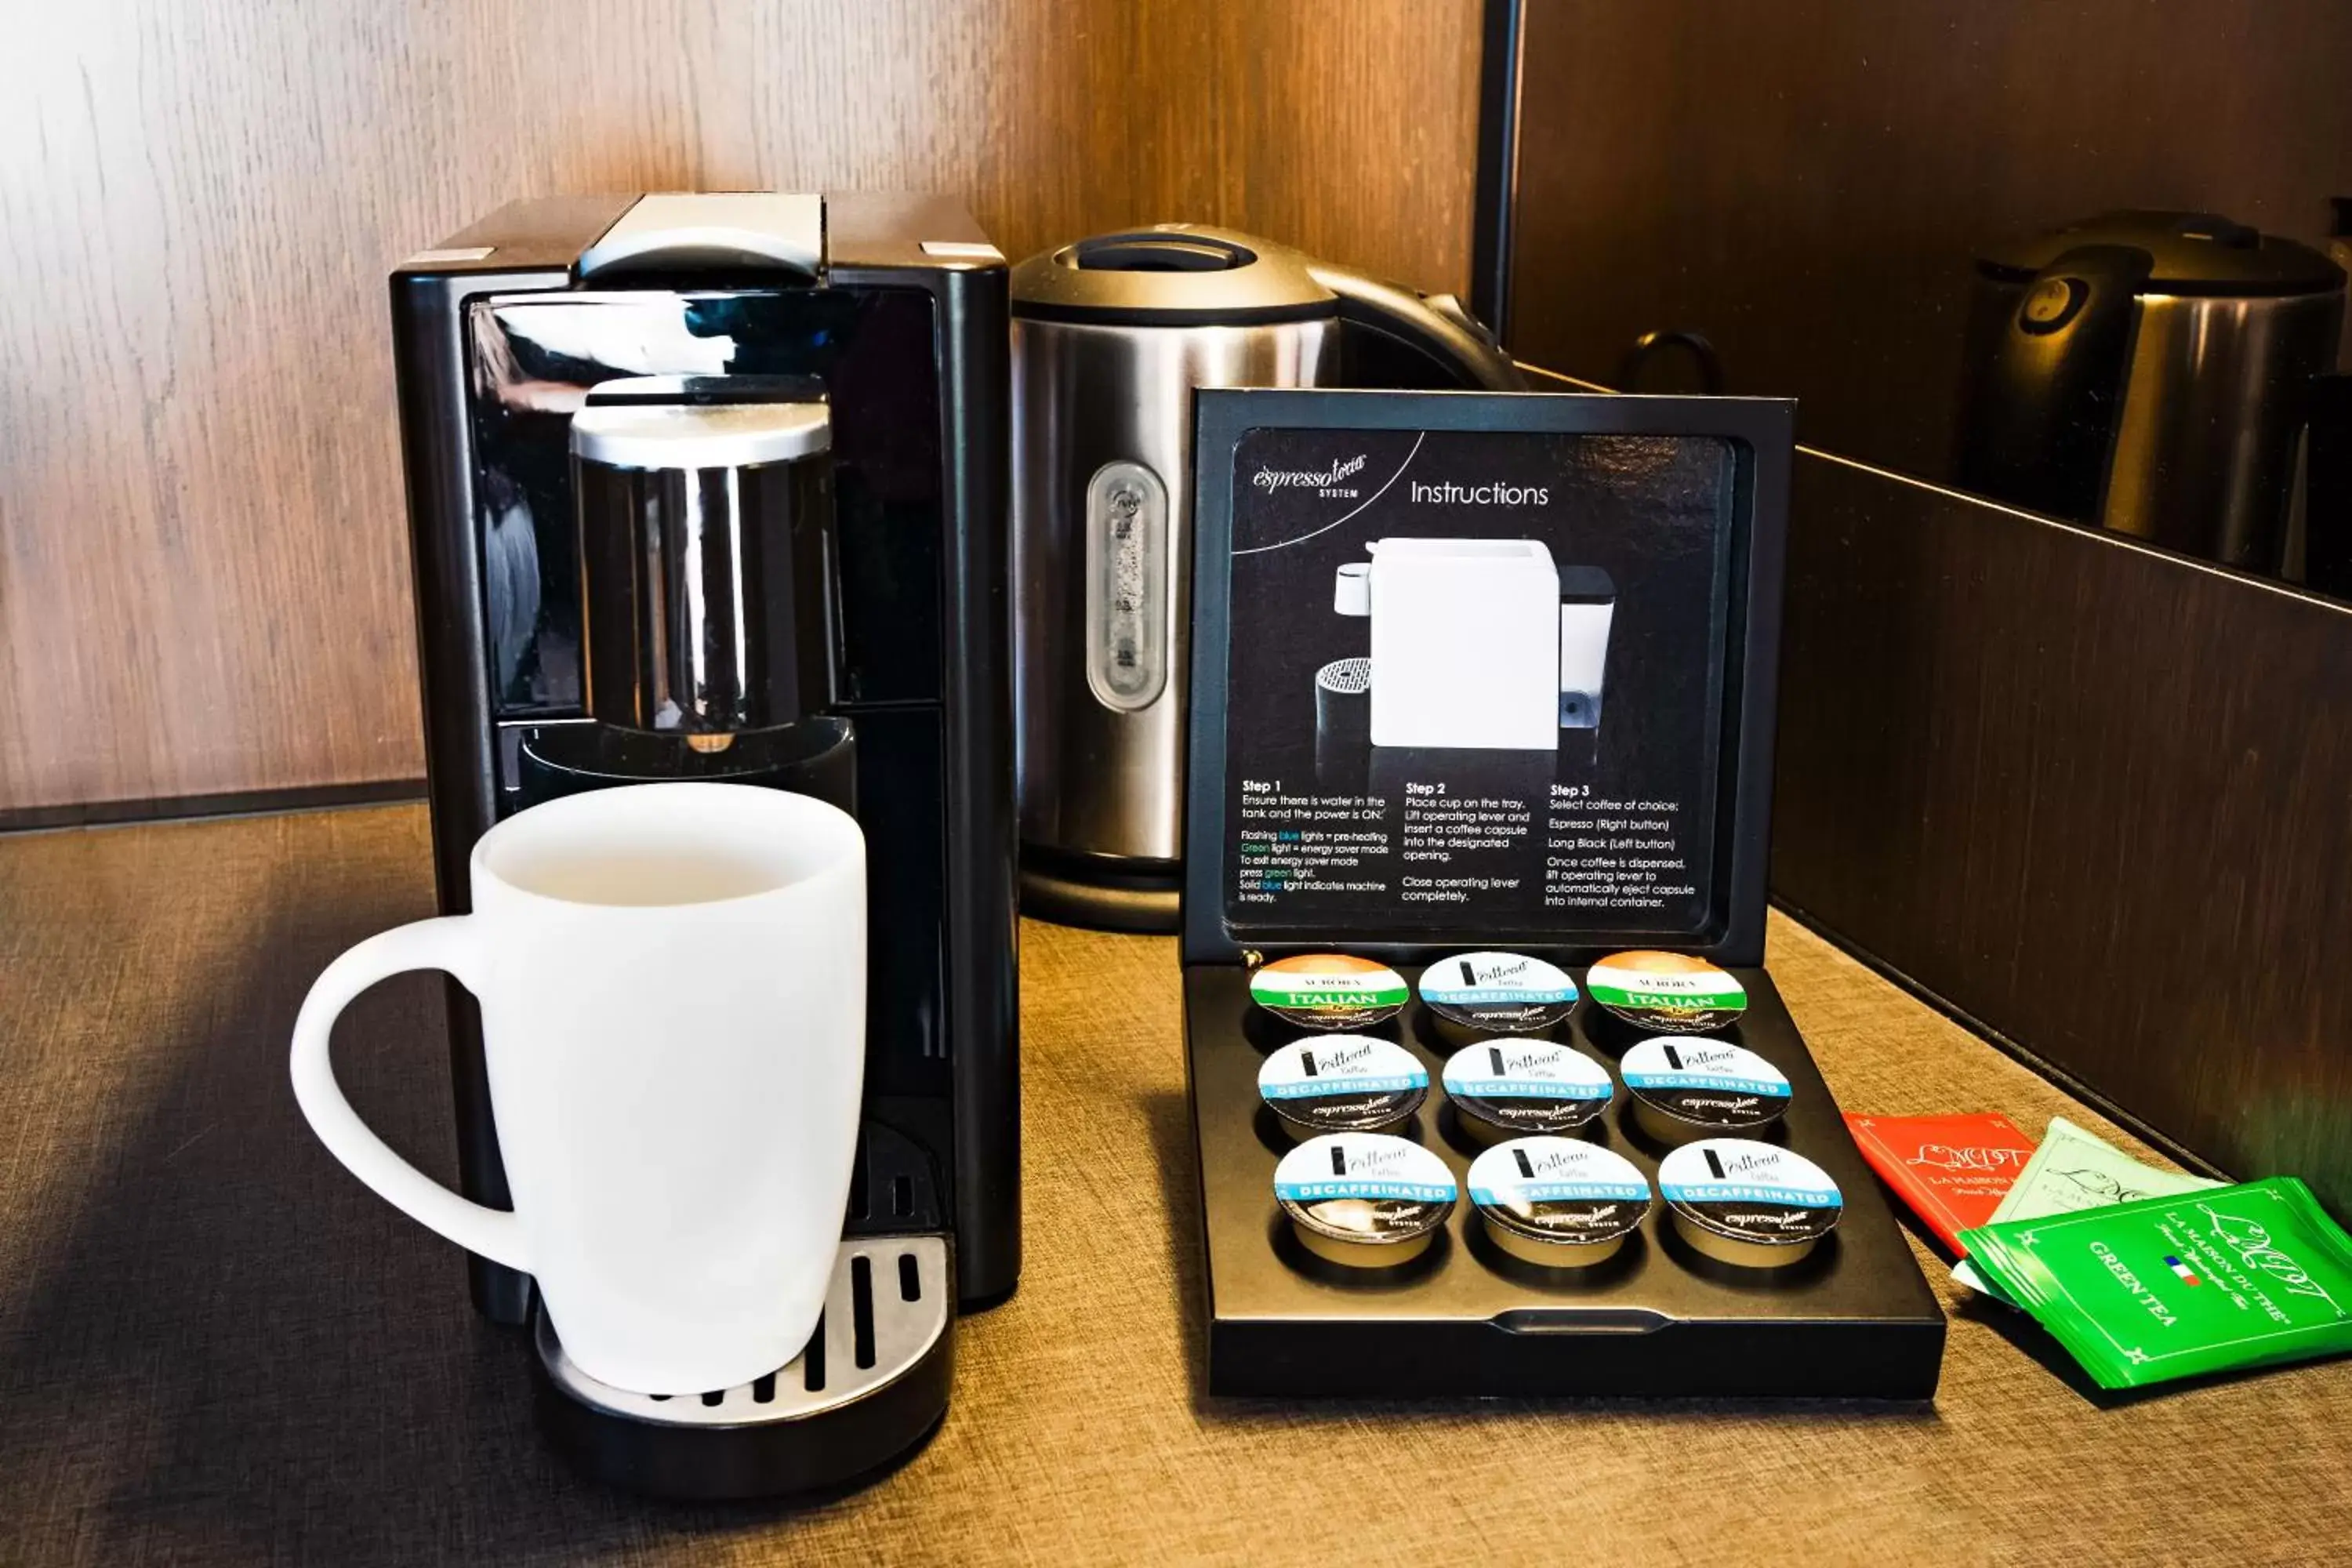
[1214,411,1741,940]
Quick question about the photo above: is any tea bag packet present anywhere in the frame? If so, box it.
[1960,1178,2352,1392]
[1842,1112,2034,1256]
[1952,1116,2220,1305]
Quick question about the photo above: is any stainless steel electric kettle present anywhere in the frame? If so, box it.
[1953,210,2345,573]
[1009,225,1524,931]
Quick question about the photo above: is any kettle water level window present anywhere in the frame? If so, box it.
[1085,459,1171,712]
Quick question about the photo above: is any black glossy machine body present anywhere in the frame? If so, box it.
[390,193,1017,1496]
[1955,209,2344,575]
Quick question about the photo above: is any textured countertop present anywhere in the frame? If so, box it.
[4,804,2349,1566]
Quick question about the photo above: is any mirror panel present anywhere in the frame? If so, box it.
[1500,1,2352,582]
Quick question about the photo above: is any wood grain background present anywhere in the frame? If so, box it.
[0,0,1481,810]
[1773,453,2352,1213]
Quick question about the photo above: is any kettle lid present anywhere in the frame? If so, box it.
[1010,224,1338,325]
[1978,210,2343,296]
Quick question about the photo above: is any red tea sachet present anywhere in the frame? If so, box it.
[1844,1112,2035,1255]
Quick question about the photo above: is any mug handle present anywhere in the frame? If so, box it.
[288,916,532,1272]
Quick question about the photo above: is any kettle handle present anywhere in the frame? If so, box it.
[1305,262,1526,390]
[1620,330,1726,395]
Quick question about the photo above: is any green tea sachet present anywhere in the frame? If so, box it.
[1959,1177,2352,1391]
[1952,1116,2220,1305]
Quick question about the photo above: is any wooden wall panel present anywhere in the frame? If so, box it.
[0,0,1479,810]
[1774,453,2352,1210]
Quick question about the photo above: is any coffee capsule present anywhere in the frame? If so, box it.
[1249,953,1409,1032]
[1417,951,1579,1039]
[1273,1132,1457,1268]
[1441,1039,1614,1144]
[1658,1139,1842,1266]
[1584,950,1747,1034]
[1620,1036,1791,1144]
[1258,1036,1429,1138]
[1468,1137,1652,1267]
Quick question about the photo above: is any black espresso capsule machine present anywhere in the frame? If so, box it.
[389,192,1018,1497]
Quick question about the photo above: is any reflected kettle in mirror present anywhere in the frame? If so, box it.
[1954,210,2345,575]
[1007,225,1523,931]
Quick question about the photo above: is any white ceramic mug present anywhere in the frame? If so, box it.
[289,781,866,1395]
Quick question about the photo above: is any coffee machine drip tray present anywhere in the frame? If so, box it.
[533,1234,954,1499]
[530,1118,958,1499]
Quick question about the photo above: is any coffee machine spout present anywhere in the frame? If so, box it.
[521,376,859,816]
[1333,560,1371,616]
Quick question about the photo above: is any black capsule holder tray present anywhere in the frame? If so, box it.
[1178,390,1944,1399]
[1184,969,1945,1398]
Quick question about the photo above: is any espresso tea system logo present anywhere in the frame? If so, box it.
[1231,432,1425,556]
[1250,452,1369,497]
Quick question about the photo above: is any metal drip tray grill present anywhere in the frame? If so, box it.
[528,1118,958,1498]
[536,1235,952,1427]
[1316,656,1372,695]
